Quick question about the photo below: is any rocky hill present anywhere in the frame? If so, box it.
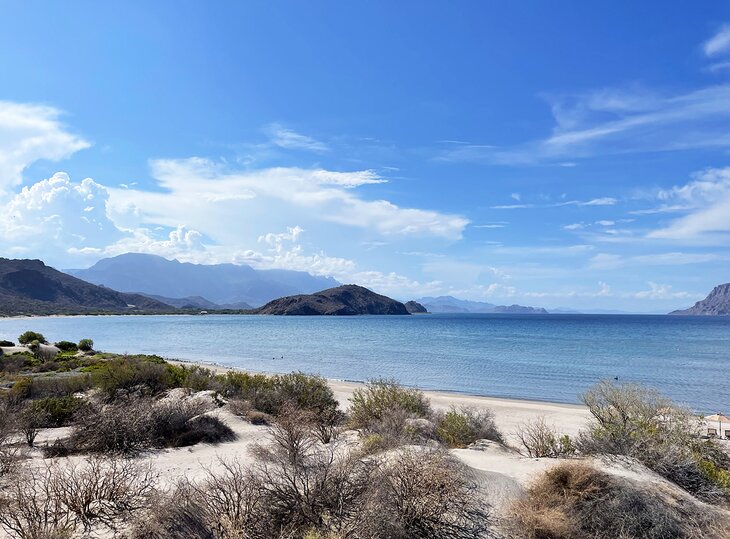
[0,258,173,315]
[404,300,428,314]
[670,283,730,315]
[254,285,410,315]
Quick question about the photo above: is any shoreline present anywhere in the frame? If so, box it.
[168,358,592,439]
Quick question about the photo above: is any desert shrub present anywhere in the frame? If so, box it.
[43,439,71,458]
[69,400,152,454]
[17,402,48,446]
[54,341,77,353]
[508,462,720,539]
[435,406,503,448]
[0,400,17,477]
[0,456,156,538]
[349,378,431,431]
[31,374,93,399]
[578,380,729,502]
[227,398,253,417]
[77,339,94,352]
[168,364,216,391]
[30,396,85,427]
[0,340,14,347]
[8,376,33,402]
[366,448,491,538]
[125,482,214,539]
[18,331,46,345]
[0,353,32,374]
[517,416,575,458]
[92,357,178,399]
[69,397,235,454]
[148,399,235,448]
[247,410,272,425]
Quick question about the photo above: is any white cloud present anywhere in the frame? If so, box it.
[0,101,90,195]
[438,85,730,163]
[265,123,329,153]
[0,172,122,253]
[108,158,468,240]
[704,25,730,57]
[649,167,730,240]
[633,282,693,300]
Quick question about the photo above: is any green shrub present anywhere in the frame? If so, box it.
[579,380,730,503]
[77,338,94,352]
[349,378,431,430]
[54,341,78,352]
[435,406,503,448]
[18,331,47,345]
[31,396,85,427]
[92,356,178,399]
[9,376,33,402]
[0,340,14,347]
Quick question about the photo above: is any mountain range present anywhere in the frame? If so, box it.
[67,253,339,307]
[417,295,548,314]
[0,258,172,315]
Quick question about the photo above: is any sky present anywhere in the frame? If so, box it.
[1,1,730,312]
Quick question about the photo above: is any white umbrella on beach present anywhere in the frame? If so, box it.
[704,413,730,438]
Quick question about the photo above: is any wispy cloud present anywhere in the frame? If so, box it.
[491,196,617,209]
[0,101,90,195]
[437,85,730,164]
[265,123,330,153]
[704,24,730,57]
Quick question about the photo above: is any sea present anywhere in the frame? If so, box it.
[0,313,728,412]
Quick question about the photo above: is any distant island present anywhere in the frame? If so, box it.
[670,283,730,316]
[404,300,428,314]
[417,295,548,314]
[254,284,411,315]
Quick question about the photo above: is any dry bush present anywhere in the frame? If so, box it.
[508,461,721,539]
[0,399,19,476]
[578,380,729,502]
[362,448,491,539]
[69,399,152,454]
[124,483,214,539]
[349,379,431,431]
[0,457,156,538]
[435,406,503,448]
[69,396,235,454]
[516,417,575,458]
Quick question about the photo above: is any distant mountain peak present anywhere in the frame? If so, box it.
[67,253,339,307]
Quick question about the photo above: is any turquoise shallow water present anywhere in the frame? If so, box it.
[0,313,728,412]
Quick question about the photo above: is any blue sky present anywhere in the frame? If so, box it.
[1,1,730,311]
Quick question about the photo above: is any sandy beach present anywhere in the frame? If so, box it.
[168,359,592,442]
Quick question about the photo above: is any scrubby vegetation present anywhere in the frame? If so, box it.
[128,406,491,539]
[18,331,46,345]
[509,462,723,539]
[577,380,730,502]
[1,332,727,538]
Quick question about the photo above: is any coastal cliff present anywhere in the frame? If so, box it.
[670,283,730,315]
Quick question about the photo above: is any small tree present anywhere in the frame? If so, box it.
[78,339,94,352]
[18,331,46,345]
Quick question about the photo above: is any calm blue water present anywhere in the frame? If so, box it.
[0,313,728,412]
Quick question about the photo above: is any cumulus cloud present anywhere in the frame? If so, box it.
[0,172,122,259]
[0,102,89,195]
